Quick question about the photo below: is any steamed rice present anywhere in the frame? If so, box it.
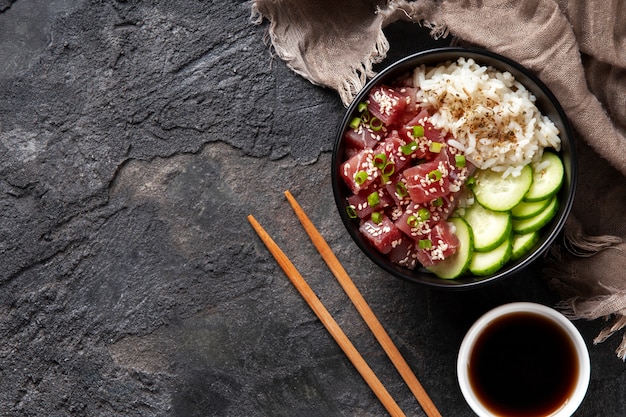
[412,58,560,178]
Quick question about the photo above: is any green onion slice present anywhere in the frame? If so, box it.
[428,169,442,182]
[406,215,418,228]
[455,154,466,167]
[419,239,432,249]
[382,161,395,177]
[429,142,442,153]
[346,205,358,219]
[466,175,476,187]
[373,153,387,169]
[395,181,408,197]
[354,171,368,185]
[412,125,425,138]
[401,141,418,155]
[370,117,383,131]
[357,102,368,113]
[367,191,380,207]
[349,117,361,130]
[432,197,443,207]
[417,207,431,221]
[371,212,382,224]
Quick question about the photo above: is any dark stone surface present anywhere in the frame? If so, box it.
[0,1,624,416]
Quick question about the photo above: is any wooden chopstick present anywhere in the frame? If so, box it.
[247,214,406,417]
[284,190,442,417]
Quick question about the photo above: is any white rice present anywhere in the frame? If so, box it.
[412,57,561,177]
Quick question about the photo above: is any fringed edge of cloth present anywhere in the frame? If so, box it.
[251,2,392,106]
[557,292,626,361]
[251,0,452,106]
[563,216,623,257]
[336,30,390,106]
[545,217,626,360]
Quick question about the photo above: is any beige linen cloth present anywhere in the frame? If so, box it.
[251,0,626,359]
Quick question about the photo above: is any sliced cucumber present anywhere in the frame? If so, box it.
[463,202,512,252]
[512,195,559,234]
[523,151,564,202]
[427,217,473,279]
[472,164,533,211]
[469,234,512,276]
[511,198,551,220]
[511,231,540,261]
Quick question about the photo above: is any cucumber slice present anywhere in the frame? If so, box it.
[469,234,512,276]
[427,217,473,279]
[463,202,512,252]
[523,151,564,202]
[512,195,559,234]
[472,164,533,211]
[511,231,540,261]
[511,198,551,220]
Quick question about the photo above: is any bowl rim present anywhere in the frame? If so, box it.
[331,46,578,290]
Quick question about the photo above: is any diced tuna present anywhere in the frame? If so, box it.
[414,221,460,267]
[368,86,406,126]
[359,215,403,255]
[404,152,452,204]
[347,187,394,219]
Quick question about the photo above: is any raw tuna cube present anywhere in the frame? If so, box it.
[359,215,403,255]
[373,130,412,174]
[343,124,380,151]
[339,149,377,194]
[444,145,476,193]
[385,174,411,206]
[368,86,406,126]
[394,202,441,241]
[387,237,418,270]
[404,153,452,204]
[347,187,394,219]
[399,117,447,161]
[414,221,460,267]
[393,87,421,122]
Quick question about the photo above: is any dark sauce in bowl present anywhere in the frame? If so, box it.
[468,311,579,416]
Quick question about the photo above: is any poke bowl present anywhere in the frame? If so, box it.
[331,47,577,290]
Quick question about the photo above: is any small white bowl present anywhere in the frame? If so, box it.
[457,302,590,417]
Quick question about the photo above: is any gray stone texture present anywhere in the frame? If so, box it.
[0,1,624,416]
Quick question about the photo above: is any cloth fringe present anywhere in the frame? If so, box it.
[337,30,390,106]
[556,289,626,361]
[564,217,623,257]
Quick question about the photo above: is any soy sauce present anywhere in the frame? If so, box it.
[468,312,579,416]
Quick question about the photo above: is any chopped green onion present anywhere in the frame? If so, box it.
[406,215,418,228]
[367,191,380,207]
[401,141,418,155]
[354,171,368,185]
[382,161,395,177]
[429,142,442,153]
[361,110,371,123]
[417,207,431,221]
[455,154,466,167]
[370,117,383,131]
[466,176,476,187]
[346,205,358,219]
[373,153,387,169]
[419,239,432,249]
[412,125,425,138]
[371,212,382,224]
[357,102,368,113]
[428,169,443,182]
[432,197,443,207]
[349,117,361,130]
[395,181,408,197]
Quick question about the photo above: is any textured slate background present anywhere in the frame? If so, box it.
[1,1,624,416]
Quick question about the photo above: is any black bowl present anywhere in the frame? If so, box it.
[331,47,577,290]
